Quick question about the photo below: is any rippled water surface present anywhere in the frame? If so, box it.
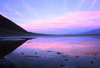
[1,36,100,68]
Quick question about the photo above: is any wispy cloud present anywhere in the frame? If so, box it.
[37,0,41,4]
[4,4,13,11]
[22,0,38,18]
[15,11,24,17]
[91,0,97,7]
[77,0,85,10]
[89,0,97,10]
[3,4,25,18]
[21,11,100,31]
[26,4,38,18]
[64,0,67,10]
[43,0,49,7]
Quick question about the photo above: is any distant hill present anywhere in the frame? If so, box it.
[86,28,100,34]
[0,14,29,36]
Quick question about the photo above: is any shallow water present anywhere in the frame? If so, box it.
[0,36,100,68]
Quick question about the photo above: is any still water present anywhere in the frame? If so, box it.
[0,36,100,68]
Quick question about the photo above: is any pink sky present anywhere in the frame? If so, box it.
[0,0,100,34]
[20,11,100,32]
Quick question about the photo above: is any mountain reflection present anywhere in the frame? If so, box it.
[0,39,29,56]
[0,38,29,68]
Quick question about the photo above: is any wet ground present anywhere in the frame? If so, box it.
[0,36,100,68]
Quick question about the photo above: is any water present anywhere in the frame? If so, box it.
[0,36,100,68]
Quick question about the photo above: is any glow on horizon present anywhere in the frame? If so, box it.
[0,0,100,34]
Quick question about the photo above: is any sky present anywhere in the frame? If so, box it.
[0,0,100,34]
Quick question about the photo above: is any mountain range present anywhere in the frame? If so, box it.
[86,28,100,34]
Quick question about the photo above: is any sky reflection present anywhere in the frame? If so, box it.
[19,37,100,56]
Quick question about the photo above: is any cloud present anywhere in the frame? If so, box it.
[15,11,25,17]
[77,0,85,10]
[64,0,67,10]
[22,1,38,18]
[43,0,49,7]
[20,11,100,31]
[37,0,41,4]
[89,0,97,10]
[91,0,97,7]
[4,4,13,11]
[26,4,38,18]
[3,4,25,18]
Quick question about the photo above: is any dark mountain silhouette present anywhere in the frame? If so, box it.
[0,14,30,36]
[86,28,100,34]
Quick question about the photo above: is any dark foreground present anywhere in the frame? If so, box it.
[0,36,100,68]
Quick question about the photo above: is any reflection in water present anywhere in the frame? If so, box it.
[1,37,100,68]
[0,39,29,68]
[0,39,29,56]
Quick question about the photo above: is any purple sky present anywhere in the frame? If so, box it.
[0,0,100,34]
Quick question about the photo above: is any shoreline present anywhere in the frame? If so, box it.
[0,34,100,39]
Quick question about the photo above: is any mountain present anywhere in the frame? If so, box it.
[86,28,100,34]
[0,14,29,36]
